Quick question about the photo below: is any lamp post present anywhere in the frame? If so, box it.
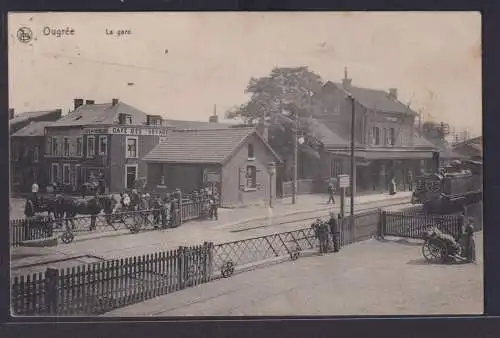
[347,93,356,221]
[268,162,276,208]
[292,128,305,205]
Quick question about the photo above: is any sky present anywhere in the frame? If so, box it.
[8,12,482,136]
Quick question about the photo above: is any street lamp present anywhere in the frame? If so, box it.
[268,162,276,208]
[347,93,356,221]
[293,129,305,205]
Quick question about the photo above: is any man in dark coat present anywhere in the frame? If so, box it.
[210,192,219,220]
[328,211,341,252]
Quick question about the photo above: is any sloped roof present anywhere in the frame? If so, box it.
[164,119,234,130]
[9,110,61,126]
[144,127,281,164]
[49,101,147,127]
[11,121,52,137]
[310,121,350,148]
[326,81,417,115]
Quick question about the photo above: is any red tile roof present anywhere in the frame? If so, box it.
[144,127,281,164]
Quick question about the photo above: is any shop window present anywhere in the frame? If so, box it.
[246,165,257,189]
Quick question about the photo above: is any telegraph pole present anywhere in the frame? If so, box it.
[292,119,298,205]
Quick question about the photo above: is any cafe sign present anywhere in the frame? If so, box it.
[83,127,168,136]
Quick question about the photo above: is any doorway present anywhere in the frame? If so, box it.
[126,165,138,189]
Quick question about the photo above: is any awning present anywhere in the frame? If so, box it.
[328,149,434,160]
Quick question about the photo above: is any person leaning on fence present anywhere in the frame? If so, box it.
[209,192,219,220]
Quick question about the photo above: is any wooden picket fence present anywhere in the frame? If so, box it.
[11,243,213,316]
[10,217,54,247]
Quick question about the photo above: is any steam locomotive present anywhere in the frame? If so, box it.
[411,159,482,214]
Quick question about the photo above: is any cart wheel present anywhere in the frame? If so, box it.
[290,247,301,261]
[422,238,447,263]
[221,261,235,278]
[61,231,74,244]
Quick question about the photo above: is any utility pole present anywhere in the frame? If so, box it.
[292,118,298,205]
[348,93,356,220]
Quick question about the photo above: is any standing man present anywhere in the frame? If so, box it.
[328,211,341,253]
[407,170,413,191]
[327,179,336,205]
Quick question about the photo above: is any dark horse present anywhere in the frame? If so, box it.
[54,194,117,231]
[24,195,62,219]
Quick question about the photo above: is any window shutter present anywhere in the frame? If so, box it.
[255,167,263,190]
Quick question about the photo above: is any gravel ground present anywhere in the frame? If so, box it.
[104,232,483,317]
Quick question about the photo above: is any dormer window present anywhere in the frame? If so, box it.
[119,113,133,125]
[146,115,163,126]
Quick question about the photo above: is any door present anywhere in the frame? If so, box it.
[126,165,138,190]
[275,164,284,198]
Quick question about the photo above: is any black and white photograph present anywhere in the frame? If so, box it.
[8,12,482,317]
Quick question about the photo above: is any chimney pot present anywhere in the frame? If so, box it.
[9,108,14,119]
[389,88,398,99]
[74,98,84,110]
[112,99,119,106]
[342,78,352,89]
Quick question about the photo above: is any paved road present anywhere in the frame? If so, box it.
[104,232,483,317]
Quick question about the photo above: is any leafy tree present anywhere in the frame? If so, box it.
[226,67,328,178]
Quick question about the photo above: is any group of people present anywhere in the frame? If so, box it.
[311,211,342,255]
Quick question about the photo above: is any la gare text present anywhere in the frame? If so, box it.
[105,29,132,37]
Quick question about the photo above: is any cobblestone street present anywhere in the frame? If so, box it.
[104,232,483,316]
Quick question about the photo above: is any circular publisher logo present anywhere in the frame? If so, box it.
[17,27,33,43]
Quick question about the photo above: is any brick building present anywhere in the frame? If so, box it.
[44,98,170,193]
[304,71,439,192]
[10,122,54,193]
[143,127,282,208]
[9,108,62,135]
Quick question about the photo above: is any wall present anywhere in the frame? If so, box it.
[366,111,415,147]
[10,136,48,192]
[109,134,161,192]
[221,134,276,208]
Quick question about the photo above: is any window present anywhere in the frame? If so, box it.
[389,128,396,146]
[246,165,257,189]
[99,136,108,155]
[371,127,381,145]
[126,137,138,158]
[63,137,70,157]
[32,167,39,183]
[63,164,71,184]
[119,113,133,125]
[51,163,59,184]
[87,136,95,158]
[11,143,19,161]
[33,145,39,162]
[52,137,59,156]
[247,143,255,159]
[76,137,83,156]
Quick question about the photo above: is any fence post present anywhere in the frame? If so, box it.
[177,246,186,289]
[202,242,214,282]
[378,210,385,239]
[45,268,59,315]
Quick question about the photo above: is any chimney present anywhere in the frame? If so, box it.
[389,88,398,100]
[74,98,84,110]
[342,66,352,89]
[55,109,62,119]
[256,120,269,141]
[209,104,219,123]
[112,98,119,106]
[209,114,219,123]
[9,108,14,119]
[86,100,95,105]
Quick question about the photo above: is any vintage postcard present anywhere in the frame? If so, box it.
[8,12,482,317]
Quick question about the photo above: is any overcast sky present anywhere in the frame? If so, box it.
[8,12,481,136]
